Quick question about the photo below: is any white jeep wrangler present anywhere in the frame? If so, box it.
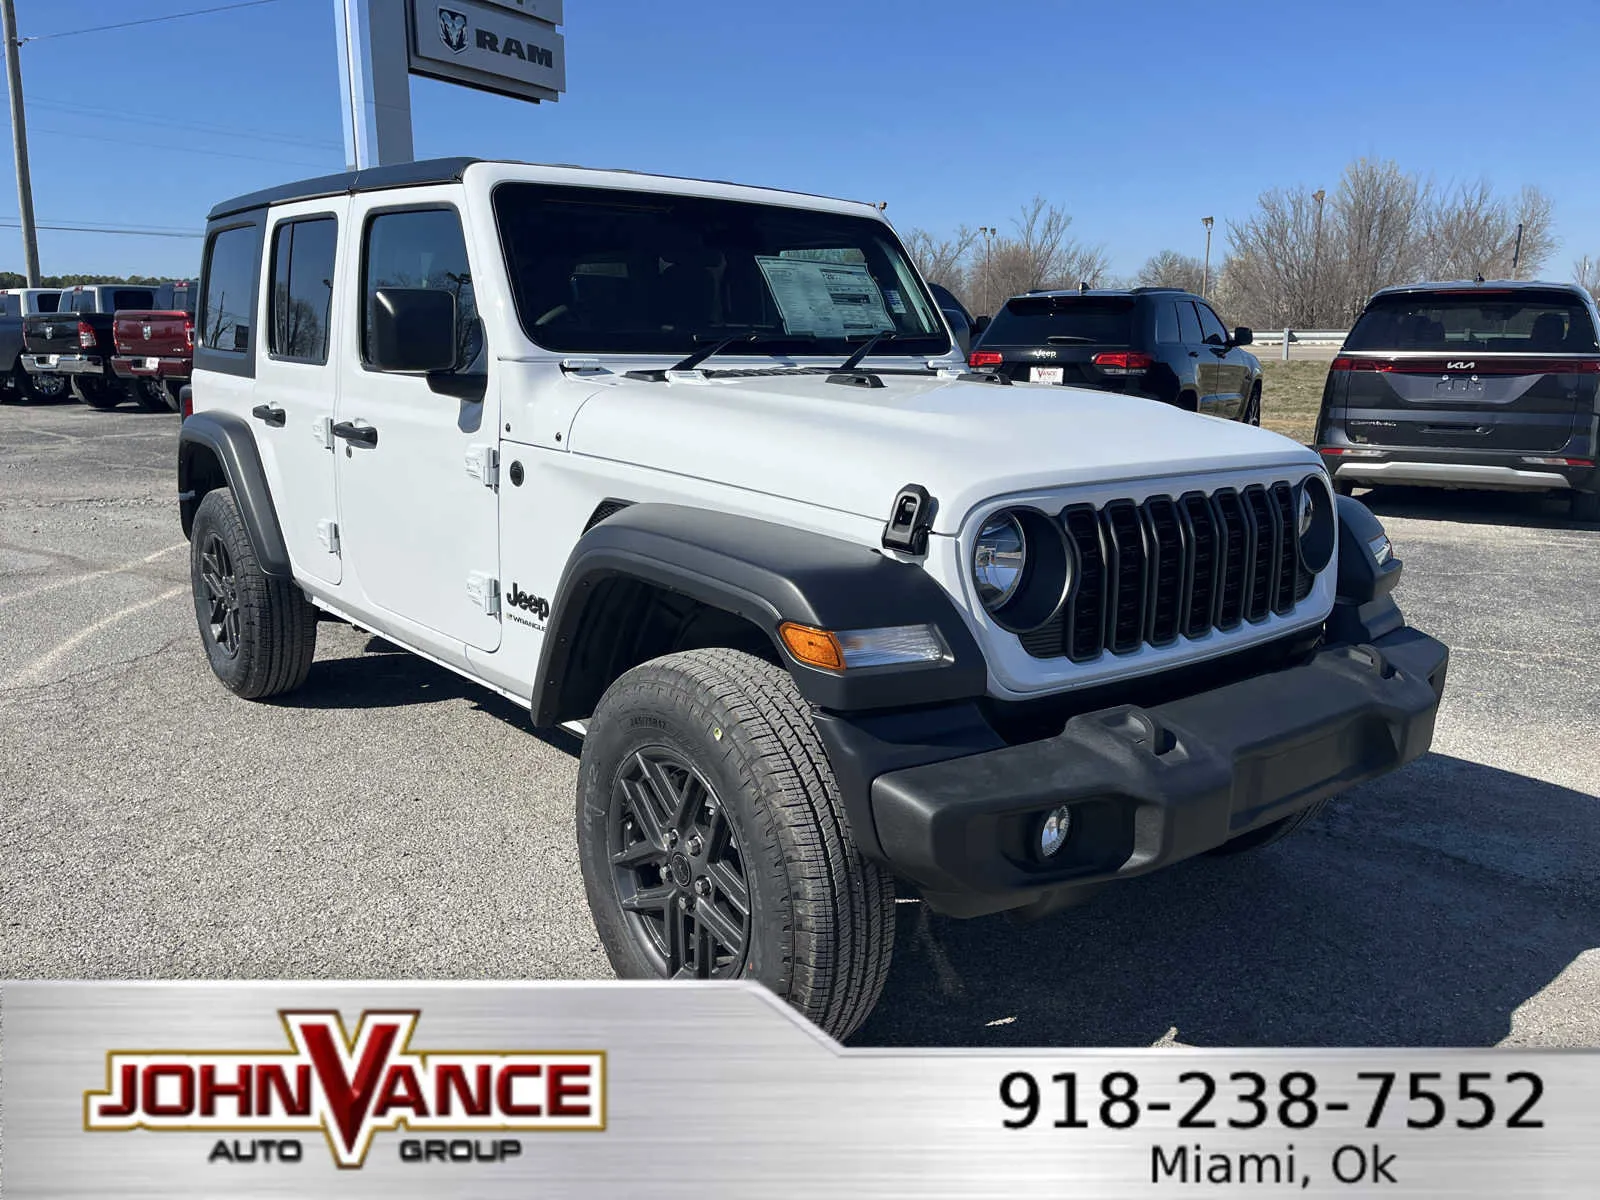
[179,158,1448,1039]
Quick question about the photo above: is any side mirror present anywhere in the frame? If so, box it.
[371,287,457,373]
[1232,326,1253,347]
[972,314,991,335]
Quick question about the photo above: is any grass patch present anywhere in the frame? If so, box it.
[1258,359,1330,445]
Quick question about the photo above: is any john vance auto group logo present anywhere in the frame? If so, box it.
[83,1010,606,1168]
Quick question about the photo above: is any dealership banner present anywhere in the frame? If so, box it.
[2,981,1597,1197]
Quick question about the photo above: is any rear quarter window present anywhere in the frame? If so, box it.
[200,225,263,355]
[1346,291,1600,353]
[984,296,1135,346]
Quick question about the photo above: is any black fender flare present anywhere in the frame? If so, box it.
[177,410,292,577]
[530,503,988,728]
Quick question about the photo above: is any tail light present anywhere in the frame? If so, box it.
[185,319,194,351]
[969,350,1003,368]
[1091,351,1153,375]
[77,320,96,349]
[1522,456,1595,467]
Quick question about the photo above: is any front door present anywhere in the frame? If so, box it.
[1196,300,1246,419]
[334,195,502,653]
[251,200,345,586]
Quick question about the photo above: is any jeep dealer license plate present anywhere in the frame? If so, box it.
[1029,367,1064,384]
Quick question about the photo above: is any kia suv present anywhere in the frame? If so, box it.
[969,287,1262,422]
[1314,281,1600,521]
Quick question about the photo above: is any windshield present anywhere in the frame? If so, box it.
[1345,290,1600,353]
[492,182,950,358]
[982,295,1135,346]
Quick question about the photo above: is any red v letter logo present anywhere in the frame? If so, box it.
[286,1012,413,1164]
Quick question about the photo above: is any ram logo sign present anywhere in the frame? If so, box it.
[409,0,566,102]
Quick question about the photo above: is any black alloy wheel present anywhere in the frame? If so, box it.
[608,746,750,978]
[197,532,242,658]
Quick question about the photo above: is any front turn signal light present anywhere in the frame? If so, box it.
[779,622,845,672]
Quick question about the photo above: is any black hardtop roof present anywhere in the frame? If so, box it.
[1368,279,1593,301]
[207,157,479,222]
[1014,286,1193,301]
[206,156,879,223]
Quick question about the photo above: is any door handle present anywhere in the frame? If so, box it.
[250,403,286,427]
[331,420,378,447]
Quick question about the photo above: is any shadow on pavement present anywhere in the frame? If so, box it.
[854,754,1598,1048]
[1356,485,1591,532]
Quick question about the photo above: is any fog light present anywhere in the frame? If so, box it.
[1038,806,1072,857]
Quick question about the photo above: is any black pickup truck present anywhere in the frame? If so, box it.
[23,283,159,409]
[1,289,65,401]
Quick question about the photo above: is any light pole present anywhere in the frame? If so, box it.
[1201,216,1214,298]
[1,0,40,285]
[1310,188,1326,327]
[978,225,996,314]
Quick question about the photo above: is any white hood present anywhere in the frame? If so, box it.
[566,371,1319,534]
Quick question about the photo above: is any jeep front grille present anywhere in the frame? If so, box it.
[1017,482,1317,662]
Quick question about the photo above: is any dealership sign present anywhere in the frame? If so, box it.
[83,1010,605,1168]
[408,0,566,103]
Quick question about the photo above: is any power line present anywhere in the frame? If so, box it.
[0,220,200,238]
[30,125,334,170]
[27,96,344,152]
[17,0,282,44]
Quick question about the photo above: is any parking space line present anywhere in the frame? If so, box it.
[0,542,186,609]
[8,584,186,688]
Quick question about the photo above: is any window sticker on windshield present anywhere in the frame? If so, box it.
[755,256,895,339]
[884,288,906,314]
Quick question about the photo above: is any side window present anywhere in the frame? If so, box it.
[1176,300,1202,344]
[269,217,337,363]
[1154,301,1179,344]
[1196,303,1228,346]
[362,208,481,371]
[0,295,15,318]
[70,292,92,314]
[201,226,260,353]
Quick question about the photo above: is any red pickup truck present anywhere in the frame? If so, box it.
[111,280,196,413]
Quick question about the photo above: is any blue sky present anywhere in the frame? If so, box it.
[3,0,1597,282]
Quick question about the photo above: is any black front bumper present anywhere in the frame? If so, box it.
[850,624,1447,917]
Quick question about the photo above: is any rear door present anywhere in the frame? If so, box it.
[251,200,347,586]
[976,295,1139,389]
[1339,289,1600,453]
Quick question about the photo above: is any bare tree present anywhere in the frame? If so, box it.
[1573,254,1600,300]
[1332,158,1427,323]
[1137,249,1206,293]
[1420,180,1556,281]
[902,225,977,300]
[972,196,1110,307]
[1224,186,1325,327]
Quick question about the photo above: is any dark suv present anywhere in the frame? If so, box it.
[969,287,1262,422]
[1314,281,1600,521]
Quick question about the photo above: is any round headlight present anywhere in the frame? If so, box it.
[974,511,1027,611]
[1296,475,1336,573]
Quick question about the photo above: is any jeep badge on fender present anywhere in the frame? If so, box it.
[176,157,1449,1040]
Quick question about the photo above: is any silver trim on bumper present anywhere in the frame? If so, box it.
[1332,460,1570,491]
[21,354,100,375]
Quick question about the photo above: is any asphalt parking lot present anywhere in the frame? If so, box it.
[1,396,1596,1047]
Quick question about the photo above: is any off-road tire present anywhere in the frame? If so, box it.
[577,648,896,1041]
[1207,797,1331,855]
[133,379,170,413]
[189,487,317,699]
[1569,491,1600,523]
[73,376,123,409]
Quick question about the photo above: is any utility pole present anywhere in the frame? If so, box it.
[1,0,40,284]
[1201,216,1214,298]
[978,226,995,314]
[1310,188,1326,327]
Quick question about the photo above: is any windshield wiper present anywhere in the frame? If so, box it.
[626,332,820,382]
[838,330,896,371]
[670,332,761,372]
[1046,334,1093,344]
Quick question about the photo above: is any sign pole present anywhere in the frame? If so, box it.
[334,0,414,170]
[1,0,40,284]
